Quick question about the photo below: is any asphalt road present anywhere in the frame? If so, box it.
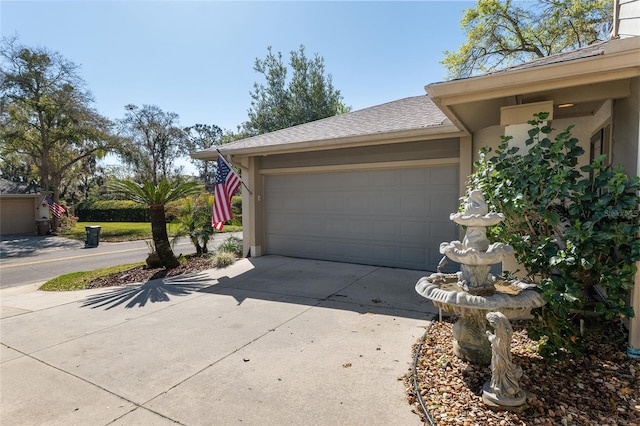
[0,232,241,289]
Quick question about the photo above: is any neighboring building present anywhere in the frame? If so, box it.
[0,178,50,236]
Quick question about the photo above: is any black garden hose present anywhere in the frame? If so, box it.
[412,320,438,426]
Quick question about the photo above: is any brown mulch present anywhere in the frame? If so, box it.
[405,318,640,425]
[84,254,216,289]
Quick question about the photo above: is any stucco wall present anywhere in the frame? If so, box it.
[259,138,460,170]
[471,111,613,172]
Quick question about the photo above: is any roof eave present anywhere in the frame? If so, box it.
[426,37,640,108]
[191,123,464,160]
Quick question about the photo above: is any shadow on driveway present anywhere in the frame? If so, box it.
[81,273,212,310]
[79,257,437,321]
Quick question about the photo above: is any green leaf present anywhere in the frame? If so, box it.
[545,211,560,226]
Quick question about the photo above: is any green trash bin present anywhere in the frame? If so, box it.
[85,225,101,247]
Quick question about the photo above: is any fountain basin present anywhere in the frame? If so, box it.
[416,273,544,318]
[450,212,505,227]
[439,241,514,266]
[416,273,545,365]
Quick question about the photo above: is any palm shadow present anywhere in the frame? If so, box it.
[81,272,212,310]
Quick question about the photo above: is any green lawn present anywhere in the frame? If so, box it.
[59,222,171,242]
[40,262,144,291]
[59,222,242,242]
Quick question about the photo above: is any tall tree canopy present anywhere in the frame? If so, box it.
[242,45,350,136]
[119,104,186,184]
[442,0,613,79]
[0,37,118,202]
[183,123,223,191]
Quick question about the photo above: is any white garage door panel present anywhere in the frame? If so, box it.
[264,167,459,271]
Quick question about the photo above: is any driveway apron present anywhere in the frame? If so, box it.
[1,256,437,425]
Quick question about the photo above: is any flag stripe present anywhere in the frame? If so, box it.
[212,154,241,230]
[45,196,66,218]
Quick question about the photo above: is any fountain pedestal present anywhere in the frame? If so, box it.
[415,189,545,408]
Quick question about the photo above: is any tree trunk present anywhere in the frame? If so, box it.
[149,205,179,269]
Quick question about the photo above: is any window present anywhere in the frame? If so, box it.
[590,124,611,166]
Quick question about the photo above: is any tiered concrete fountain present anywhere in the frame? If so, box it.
[415,189,545,407]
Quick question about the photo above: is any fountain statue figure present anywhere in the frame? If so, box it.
[415,189,544,408]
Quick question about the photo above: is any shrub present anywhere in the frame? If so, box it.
[213,251,236,268]
[216,236,243,257]
[172,194,214,255]
[469,112,639,360]
[228,195,243,226]
[58,215,78,232]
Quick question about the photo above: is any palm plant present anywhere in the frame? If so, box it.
[110,178,203,268]
[172,194,214,255]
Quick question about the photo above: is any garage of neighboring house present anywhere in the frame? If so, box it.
[193,95,469,272]
[0,179,44,236]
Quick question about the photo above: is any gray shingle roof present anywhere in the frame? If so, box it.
[0,178,29,194]
[215,95,451,154]
[486,40,608,75]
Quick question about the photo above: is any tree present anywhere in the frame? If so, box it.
[183,123,223,191]
[242,45,350,136]
[109,178,203,269]
[442,0,613,79]
[119,104,186,184]
[59,154,107,204]
[0,37,118,208]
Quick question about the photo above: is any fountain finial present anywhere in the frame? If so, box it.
[464,189,488,216]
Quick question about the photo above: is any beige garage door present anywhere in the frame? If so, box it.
[264,166,459,271]
[0,198,36,235]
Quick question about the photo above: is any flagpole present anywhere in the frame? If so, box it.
[216,149,253,194]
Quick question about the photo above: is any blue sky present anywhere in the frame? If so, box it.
[1,1,473,132]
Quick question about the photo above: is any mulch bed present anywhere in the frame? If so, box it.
[84,254,216,289]
[405,318,640,425]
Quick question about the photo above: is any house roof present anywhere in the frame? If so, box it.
[471,40,608,78]
[0,178,32,194]
[193,95,461,158]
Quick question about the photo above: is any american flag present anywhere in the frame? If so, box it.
[45,196,66,218]
[212,154,241,230]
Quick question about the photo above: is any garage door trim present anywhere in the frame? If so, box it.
[259,157,459,176]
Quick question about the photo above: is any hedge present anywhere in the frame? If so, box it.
[76,196,242,223]
[76,200,151,222]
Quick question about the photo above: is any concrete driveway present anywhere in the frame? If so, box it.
[0,256,437,425]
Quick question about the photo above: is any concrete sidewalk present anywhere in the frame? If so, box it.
[0,256,437,425]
